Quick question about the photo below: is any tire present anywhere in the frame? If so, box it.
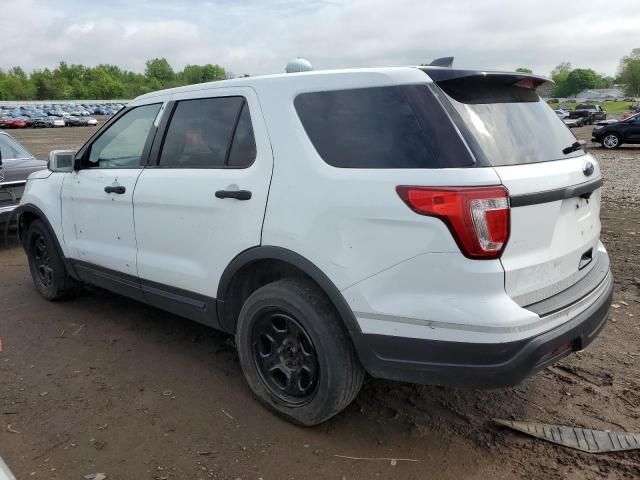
[25,219,79,300]
[601,133,621,150]
[236,278,365,426]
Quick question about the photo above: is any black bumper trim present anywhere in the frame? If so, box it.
[352,271,613,388]
[523,251,609,316]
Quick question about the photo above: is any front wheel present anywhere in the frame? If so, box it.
[601,133,621,149]
[25,220,79,300]
[236,278,365,426]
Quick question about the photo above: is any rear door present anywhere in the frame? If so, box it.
[431,73,604,307]
[133,87,272,321]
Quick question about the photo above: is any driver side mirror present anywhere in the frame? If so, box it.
[48,150,75,173]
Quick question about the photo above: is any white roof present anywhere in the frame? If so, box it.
[129,66,430,106]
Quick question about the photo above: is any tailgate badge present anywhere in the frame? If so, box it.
[582,161,594,177]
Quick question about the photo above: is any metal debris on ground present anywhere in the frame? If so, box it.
[494,419,640,453]
[334,454,419,465]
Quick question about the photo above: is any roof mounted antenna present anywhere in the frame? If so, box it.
[286,58,313,73]
[429,56,454,68]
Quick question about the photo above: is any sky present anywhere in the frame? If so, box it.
[1,0,637,78]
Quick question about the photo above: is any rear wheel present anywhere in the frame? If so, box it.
[25,220,78,300]
[236,278,364,426]
[602,133,621,149]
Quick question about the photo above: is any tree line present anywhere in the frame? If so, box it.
[0,58,235,101]
[2,49,640,101]
[516,48,640,98]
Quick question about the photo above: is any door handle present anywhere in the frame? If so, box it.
[104,185,126,194]
[215,189,252,200]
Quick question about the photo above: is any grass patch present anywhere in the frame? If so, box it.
[547,101,637,114]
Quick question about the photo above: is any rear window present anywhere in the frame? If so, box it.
[435,76,584,166]
[294,86,472,169]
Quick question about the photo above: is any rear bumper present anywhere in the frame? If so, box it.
[352,271,613,388]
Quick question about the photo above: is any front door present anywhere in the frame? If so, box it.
[61,103,162,280]
[133,88,273,325]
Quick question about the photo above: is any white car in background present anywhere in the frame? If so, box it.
[16,66,613,426]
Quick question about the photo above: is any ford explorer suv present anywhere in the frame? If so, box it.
[0,132,46,223]
[16,67,613,426]
[592,112,640,149]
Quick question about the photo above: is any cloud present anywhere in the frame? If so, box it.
[0,0,637,77]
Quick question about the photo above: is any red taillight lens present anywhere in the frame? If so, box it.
[396,186,510,259]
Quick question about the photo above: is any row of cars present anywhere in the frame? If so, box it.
[0,102,125,129]
[553,102,640,149]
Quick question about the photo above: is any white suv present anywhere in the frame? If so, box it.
[17,67,613,425]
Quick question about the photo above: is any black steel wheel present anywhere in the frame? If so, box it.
[25,219,78,300]
[251,310,319,405]
[236,278,365,426]
[31,233,53,287]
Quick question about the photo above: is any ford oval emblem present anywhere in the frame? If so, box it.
[582,161,594,177]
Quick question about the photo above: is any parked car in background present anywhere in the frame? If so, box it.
[0,118,27,129]
[568,109,594,125]
[592,112,640,149]
[576,104,607,121]
[555,109,569,119]
[563,117,585,128]
[64,116,98,127]
[18,66,612,426]
[0,132,47,222]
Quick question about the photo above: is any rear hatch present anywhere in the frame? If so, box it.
[423,69,604,309]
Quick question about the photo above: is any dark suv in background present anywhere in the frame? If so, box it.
[592,112,640,149]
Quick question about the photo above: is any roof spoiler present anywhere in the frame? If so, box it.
[429,56,454,68]
[420,67,553,88]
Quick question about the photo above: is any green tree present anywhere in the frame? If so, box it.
[145,58,175,87]
[550,62,572,97]
[563,68,601,96]
[0,58,231,100]
[618,48,640,98]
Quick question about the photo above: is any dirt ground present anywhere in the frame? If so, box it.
[0,121,639,479]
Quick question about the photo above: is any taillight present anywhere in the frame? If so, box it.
[396,186,510,259]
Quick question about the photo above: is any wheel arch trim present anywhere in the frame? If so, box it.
[15,203,79,279]
[216,246,361,334]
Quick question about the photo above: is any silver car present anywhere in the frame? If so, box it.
[0,132,47,221]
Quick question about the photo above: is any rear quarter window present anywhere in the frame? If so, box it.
[294,86,473,169]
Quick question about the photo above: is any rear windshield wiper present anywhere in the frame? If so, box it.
[562,140,586,155]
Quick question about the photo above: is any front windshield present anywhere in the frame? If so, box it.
[437,78,583,166]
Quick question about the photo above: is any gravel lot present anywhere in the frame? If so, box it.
[0,121,639,479]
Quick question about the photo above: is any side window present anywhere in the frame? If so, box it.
[228,102,257,167]
[0,135,30,160]
[87,104,161,169]
[159,96,254,169]
[294,86,438,168]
